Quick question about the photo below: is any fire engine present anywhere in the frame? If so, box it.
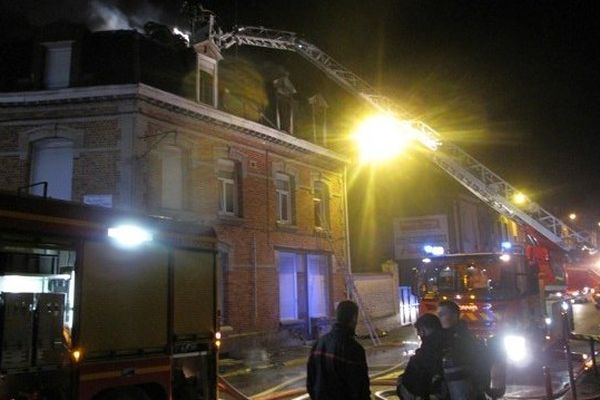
[416,252,542,338]
[0,192,219,399]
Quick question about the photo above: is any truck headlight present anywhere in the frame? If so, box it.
[504,335,529,364]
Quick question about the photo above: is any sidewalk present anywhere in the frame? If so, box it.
[218,325,416,398]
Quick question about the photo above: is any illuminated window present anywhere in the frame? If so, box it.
[278,251,330,323]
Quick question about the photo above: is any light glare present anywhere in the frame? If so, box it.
[353,115,417,163]
[499,254,511,262]
[504,335,528,363]
[512,192,527,205]
[108,224,152,247]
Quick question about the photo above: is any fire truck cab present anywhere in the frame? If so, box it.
[416,252,543,337]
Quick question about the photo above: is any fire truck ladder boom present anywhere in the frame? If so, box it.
[213,25,593,253]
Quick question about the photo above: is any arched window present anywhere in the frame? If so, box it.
[161,146,183,209]
[30,138,74,200]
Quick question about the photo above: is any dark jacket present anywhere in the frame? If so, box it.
[442,321,490,400]
[306,323,371,400]
[400,330,444,398]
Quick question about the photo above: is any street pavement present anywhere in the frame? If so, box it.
[219,300,600,400]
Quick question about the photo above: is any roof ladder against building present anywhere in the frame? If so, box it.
[212,23,594,253]
[317,213,382,346]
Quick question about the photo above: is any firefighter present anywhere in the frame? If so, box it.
[396,313,444,400]
[438,301,490,400]
[306,300,370,400]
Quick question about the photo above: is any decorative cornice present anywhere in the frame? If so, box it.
[0,84,348,164]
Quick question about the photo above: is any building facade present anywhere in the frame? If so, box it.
[0,23,348,344]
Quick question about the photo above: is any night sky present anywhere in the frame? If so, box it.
[3,0,600,266]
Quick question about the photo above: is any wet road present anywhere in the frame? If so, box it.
[219,300,600,399]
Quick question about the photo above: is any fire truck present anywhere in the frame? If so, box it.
[416,252,543,338]
[0,192,219,399]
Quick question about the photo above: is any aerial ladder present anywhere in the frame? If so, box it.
[201,15,595,340]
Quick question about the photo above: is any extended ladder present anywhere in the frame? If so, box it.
[316,213,382,346]
[210,22,594,253]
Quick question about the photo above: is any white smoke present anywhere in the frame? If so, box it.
[173,27,191,45]
[88,0,165,32]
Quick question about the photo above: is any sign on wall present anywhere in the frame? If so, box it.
[394,215,449,260]
[83,194,113,208]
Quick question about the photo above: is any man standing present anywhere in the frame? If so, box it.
[438,300,489,400]
[397,313,444,400]
[306,300,370,400]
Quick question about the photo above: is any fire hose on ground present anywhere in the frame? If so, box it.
[218,361,407,400]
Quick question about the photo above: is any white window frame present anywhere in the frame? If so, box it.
[218,159,238,216]
[276,173,293,224]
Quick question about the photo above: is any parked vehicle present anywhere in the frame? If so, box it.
[0,192,219,399]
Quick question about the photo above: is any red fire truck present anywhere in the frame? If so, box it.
[0,192,219,399]
[416,252,544,337]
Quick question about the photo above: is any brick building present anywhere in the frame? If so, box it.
[0,22,349,344]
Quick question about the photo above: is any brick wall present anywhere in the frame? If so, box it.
[0,93,349,339]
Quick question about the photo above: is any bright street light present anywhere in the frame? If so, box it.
[353,114,418,163]
[108,224,153,248]
[569,213,577,221]
[512,192,527,205]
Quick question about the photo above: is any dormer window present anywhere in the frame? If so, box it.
[193,40,222,107]
[42,41,73,89]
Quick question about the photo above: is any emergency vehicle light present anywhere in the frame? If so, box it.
[108,224,153,247]
[424,245,444,256]
[504,335,528,364]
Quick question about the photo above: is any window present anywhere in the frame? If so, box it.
[218,160,239,216]
[278,252,300,321]
[43,42,72,89]
[276,173,293,224]
[30,138,74,200]
[161,146,183,209]
[278,251,330,323]
[199,70,214,105]
[307,254,330,318]
[313,181,329,228]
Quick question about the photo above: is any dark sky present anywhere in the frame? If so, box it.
[3,1,600,224]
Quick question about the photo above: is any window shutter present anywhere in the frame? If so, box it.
[30,138,74,200]
[44,45,72,89]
